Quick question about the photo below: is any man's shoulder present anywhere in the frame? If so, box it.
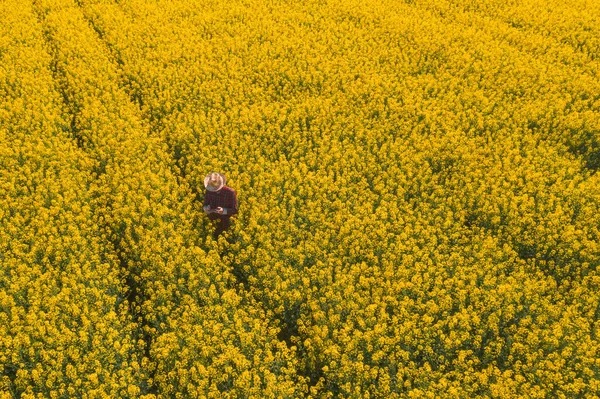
[221,186,236,194]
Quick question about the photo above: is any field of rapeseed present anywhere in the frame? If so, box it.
[1,0,599,397]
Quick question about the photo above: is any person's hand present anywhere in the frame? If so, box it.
[203,205,212,214]
[215,207,224,214]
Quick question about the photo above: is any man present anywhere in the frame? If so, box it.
[203,172,238,239]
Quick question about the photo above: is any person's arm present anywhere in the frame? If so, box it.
[203,192,213,213]
[221,189,238,215]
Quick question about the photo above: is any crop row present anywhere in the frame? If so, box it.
[0,2,143,397]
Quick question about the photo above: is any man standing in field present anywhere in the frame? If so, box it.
[203,172,238,239]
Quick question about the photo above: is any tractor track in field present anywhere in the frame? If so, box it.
[72,1,328,394]
[31,0,162,394]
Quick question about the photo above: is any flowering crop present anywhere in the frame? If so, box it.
[0,2,143,397]
[2,0,600,398]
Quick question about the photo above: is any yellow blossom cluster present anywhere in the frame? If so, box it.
[3,0,600,397]
[0,2,143,397]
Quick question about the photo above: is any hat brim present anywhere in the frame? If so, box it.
[204,174,224,192]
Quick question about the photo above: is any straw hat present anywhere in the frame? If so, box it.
[204,172,225,192]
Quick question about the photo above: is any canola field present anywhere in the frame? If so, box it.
[1,0,599,397]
